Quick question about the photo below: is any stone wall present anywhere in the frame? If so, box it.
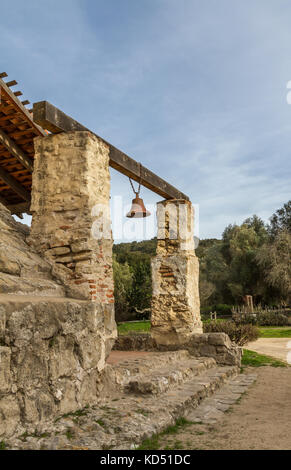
[0,131,117,438]
[0,296,114,438]
[0,203,64,297]
[151,199,203,345]
[114,333,242,367]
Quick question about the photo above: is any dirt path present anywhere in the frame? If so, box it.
[247,338,291,362]
[157,367,291,450]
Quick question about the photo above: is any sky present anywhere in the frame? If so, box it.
[0,0,290,241]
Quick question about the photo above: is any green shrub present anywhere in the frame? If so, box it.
[257,312,289,326]
[235,312,290,326]
[203,320,259,346]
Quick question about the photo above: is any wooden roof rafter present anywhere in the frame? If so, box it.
[0,73,46,213]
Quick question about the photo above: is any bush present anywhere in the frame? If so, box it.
[203,320,260,346]
[234,311,290,326]
[257,312,289,326]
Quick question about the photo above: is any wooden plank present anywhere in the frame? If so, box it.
[0,166,31,201]
[0,78,46,137]
[6,80,17,87]
[0,128,33,171]
[33,101,189,201]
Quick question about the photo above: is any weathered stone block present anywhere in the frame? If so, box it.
[151,200,202,346]
[0,346,11,393]
[208,333,231,347]
[0,395,20,438]
[49,336,78,380]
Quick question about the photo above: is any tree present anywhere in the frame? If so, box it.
[221,219,268,303]
[269,201,291,238]
[113,257,133,321]
[256,230,291,304]
[128,261,152,316]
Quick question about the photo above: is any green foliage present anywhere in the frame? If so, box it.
[213,304,233,316]
[242,349,288,368]
[112,201,291,317]
[256,230,291,304]
[0,441,7,450]
[137,418,193,450]
[269,200,291,238]
[203,320,259,346]
[113,240,155,321]
[238,312,290,326]
[113,257,133,322]
[255,312,289,326]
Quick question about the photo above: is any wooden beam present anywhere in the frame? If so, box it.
[7,202,31,215]
[0,128,33,171]
[0,196,29,217]
[0,194,8,206]
[33,101,189,201]
[0,167,31,201]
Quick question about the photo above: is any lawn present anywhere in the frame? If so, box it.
[258,327,291,338]
[118,321,291,339]
[242,349,288,368]
[117,320,150,335]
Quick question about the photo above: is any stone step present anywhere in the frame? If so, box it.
[185,373,257,425]
[6,363,241,450]
[106,351,217,390]
[126,357,219,395]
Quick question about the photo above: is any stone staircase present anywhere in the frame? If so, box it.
[108,350,236,396]
[4,349,256,450]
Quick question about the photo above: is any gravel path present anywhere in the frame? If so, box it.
[157,367,291,450]
[247,338,291,362]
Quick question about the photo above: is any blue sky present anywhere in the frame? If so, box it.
[1,0,290,240]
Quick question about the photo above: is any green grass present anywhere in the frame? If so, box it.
[137,417,193,450]
[242,349,288,368]
[0,441,7,450]
[259,327,291,338]
[117,320,150,335]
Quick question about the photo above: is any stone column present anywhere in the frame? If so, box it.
[151,199,203,346]
[28,131,116,352]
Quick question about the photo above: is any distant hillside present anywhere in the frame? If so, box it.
[113,237,220,262]
[113,238,157,265]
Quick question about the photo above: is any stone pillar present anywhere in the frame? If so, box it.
[28,131,116,353]
[151,199,203,346]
